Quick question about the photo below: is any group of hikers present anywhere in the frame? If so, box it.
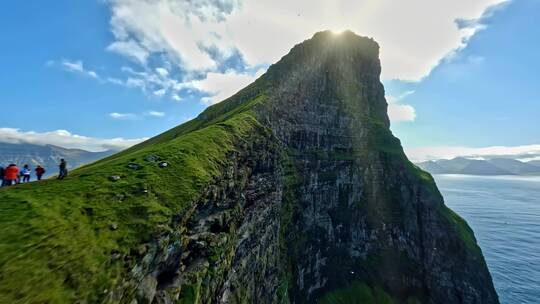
[0,159,68,187]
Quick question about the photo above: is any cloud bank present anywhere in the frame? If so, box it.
[0,128,146,152]
[51,1,510,107]
[109,111,166,120]
[106,0,508,82]
[48,59,101,79]
[109,112,137,120]
[405,144,540,162]
[386,90,416,123]
[190,69,265,105]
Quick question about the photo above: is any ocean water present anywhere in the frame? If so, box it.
[433,174,540,304]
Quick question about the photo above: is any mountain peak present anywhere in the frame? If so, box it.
[310,29,378,46]
[257,30,389,131]
[267,30,380,72]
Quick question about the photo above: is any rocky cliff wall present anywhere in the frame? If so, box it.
[256,31,498,303]
[107,125,284,304]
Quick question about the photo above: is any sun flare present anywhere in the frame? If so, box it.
[330,29,346,35]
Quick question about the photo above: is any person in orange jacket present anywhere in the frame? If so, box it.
[4,164,19,186]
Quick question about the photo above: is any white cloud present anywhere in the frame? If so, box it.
[110,111,166,119]
[61,60,84,72]
[0,128,146,152]
[155,67,169,77]
[117,66,191,98]
[153,88,167,97]
[87,71,99,79]
[51,59,184,100]
[190,69,265,105]
[386,90,416,122]
[109,112,137,120]
[388,104,416,122]
[107,77,124,85]
[60,59,100,79]
[106,40,150,64]
[146,111,165,117]
[405,144,540,162]
[105,0,508,81]
[125,77,145,88]
[227,0,508,81]
[51,1,510,105]
[107,0,237,70]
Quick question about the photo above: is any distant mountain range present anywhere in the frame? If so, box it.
[527,160,540,167]
[0,142,114,178]
[417,157,540,176]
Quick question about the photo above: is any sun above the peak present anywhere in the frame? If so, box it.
[330,29,345,35]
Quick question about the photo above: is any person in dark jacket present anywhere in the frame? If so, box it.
[58,159,68,180]
[0,166,5,187]
[35,165,45,181]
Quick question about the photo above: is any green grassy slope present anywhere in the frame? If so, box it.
[0,90,266,303]
[106,77,268,161]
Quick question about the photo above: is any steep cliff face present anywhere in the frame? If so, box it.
[0,31,497,304]
[256,31,497,303]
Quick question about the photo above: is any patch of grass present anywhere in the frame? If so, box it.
[390,145,480,256]
[319,281,393,304]
[178,282,201,304]
[106,77,269,160]
[0,105,264,303]
[365,118,404,156]
[277,152,302,302]
[439,206,481,254]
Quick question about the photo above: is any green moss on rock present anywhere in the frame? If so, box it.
[440,205,482,254]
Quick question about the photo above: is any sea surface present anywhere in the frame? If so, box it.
[433,174,540,304]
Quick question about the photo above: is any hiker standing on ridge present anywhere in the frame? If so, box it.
[21,165,31,183]
[35,165,45,181]
[58,159,68,180]
[4,164,19,186]
[0,166,5,187]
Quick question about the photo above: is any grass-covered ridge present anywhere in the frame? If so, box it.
[0,93,265,303]
[319,281,393,304]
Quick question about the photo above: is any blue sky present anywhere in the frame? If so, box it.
[0,0,539,161]
[0,1,208,141]
[388,0,540,150]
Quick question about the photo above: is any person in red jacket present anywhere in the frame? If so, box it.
[35,165,46,181]
[4,164,19,186]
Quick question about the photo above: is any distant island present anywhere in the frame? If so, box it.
[417,157,540,176]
